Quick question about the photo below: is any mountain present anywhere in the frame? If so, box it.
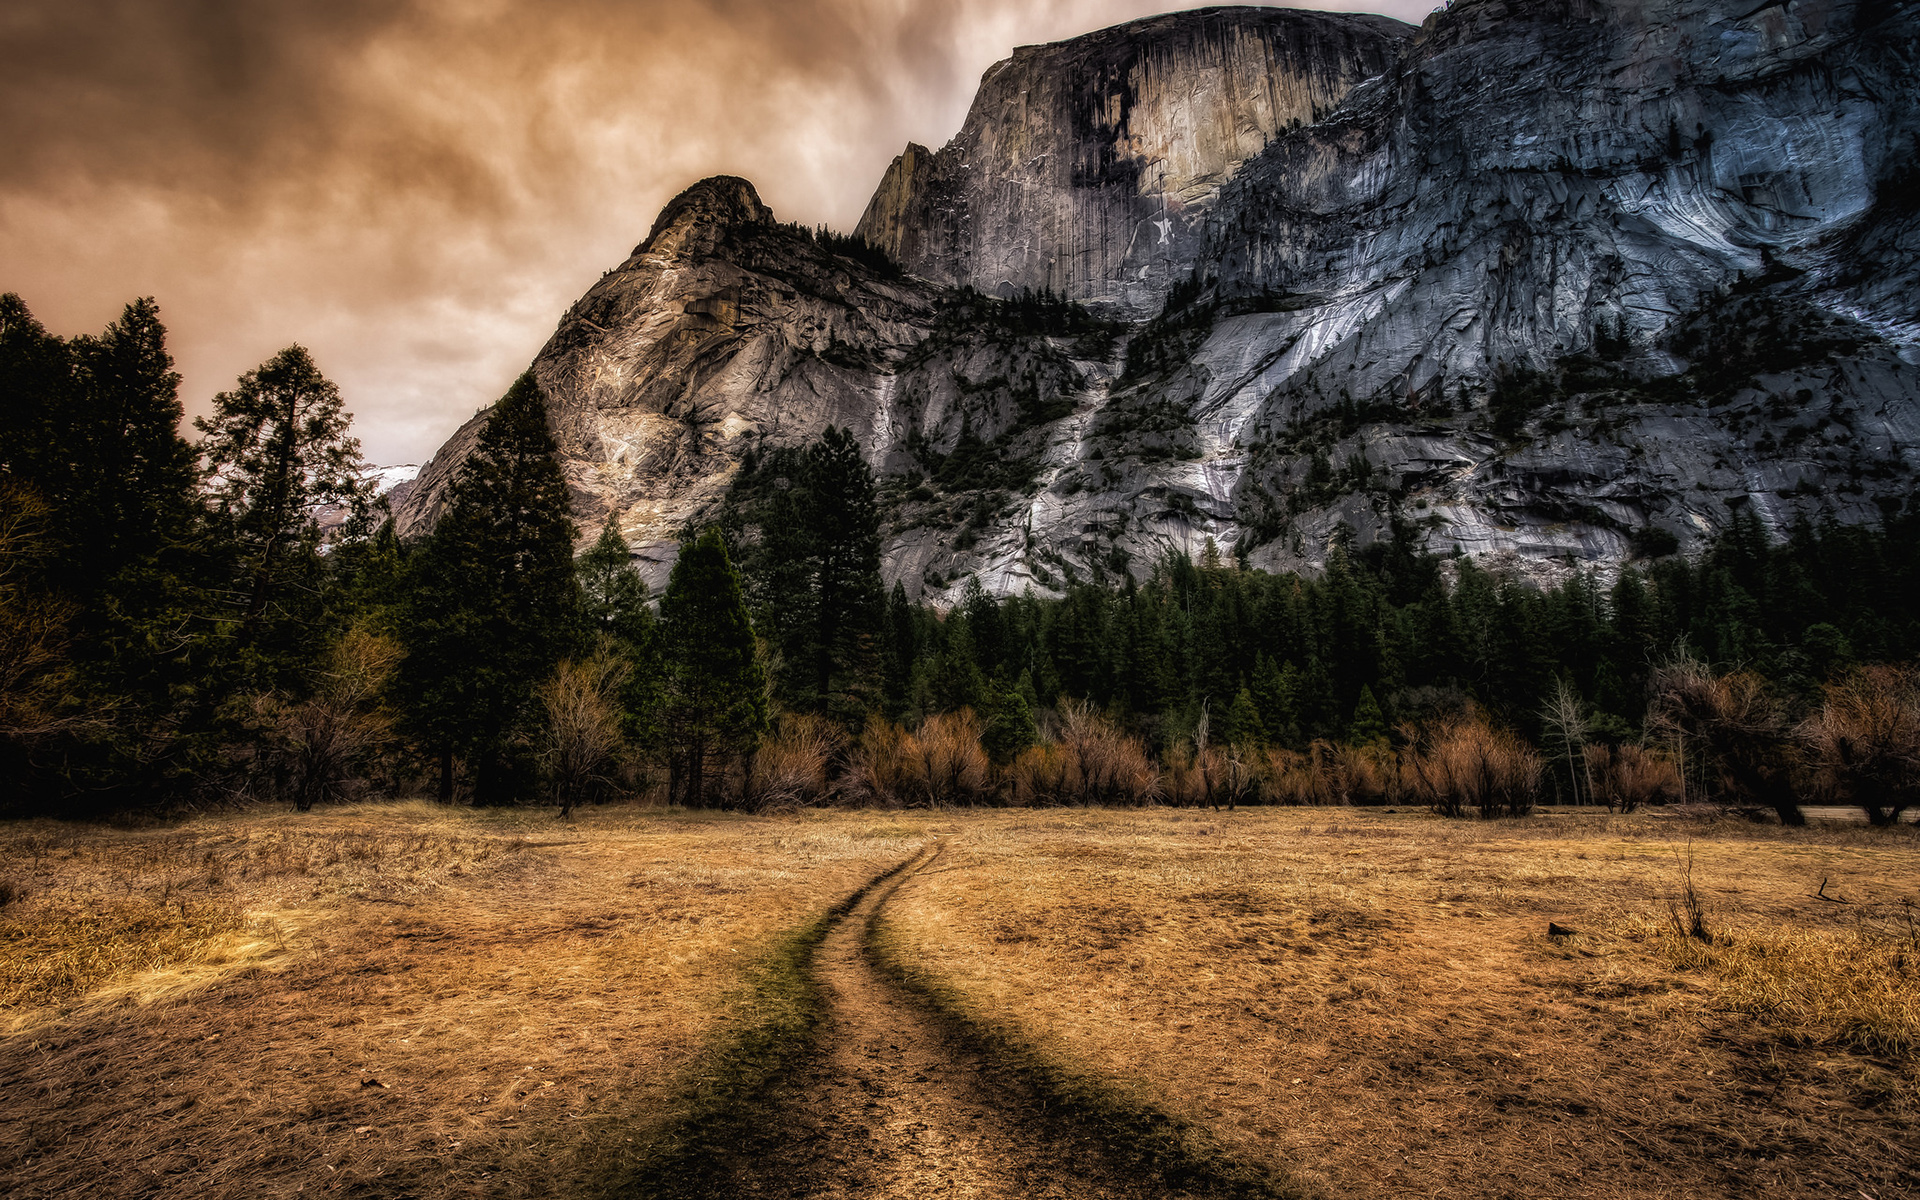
[396,0,1920,598]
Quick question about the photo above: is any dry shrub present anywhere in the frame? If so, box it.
[1399,713,1542,817]
[1649,657,1801,823]
[848,717,913,806]
[742,712,845,811]
[539,649,631,815]
[1261,746,1327,805]
[1010,701,1159,806]
[1587,742,1682,812]
[1257,741,1387,805]
[849,711,993,808]
[1801,663,1920,827]
[251,626,400,811]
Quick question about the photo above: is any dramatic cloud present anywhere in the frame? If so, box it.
[0,0,1433,463]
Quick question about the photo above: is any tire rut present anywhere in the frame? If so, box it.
[732,843,1180,1200]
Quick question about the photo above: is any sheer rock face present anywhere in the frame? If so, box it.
[854,7,1410,317]
[402,0,1920,597]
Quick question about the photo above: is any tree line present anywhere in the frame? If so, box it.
[2,291,1916,824]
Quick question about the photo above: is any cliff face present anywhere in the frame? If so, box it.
[401,0,1920,598]
[854,7,1410,317]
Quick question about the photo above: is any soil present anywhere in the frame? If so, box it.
[735,846,1186,1200]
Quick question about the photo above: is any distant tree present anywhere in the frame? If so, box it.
[578,517,653,644]
[1225,687,1266,750]
[196,345,368,654]
[392,374,583,804]
[659,528,767,807]
[756,426,884,723]
[1348,685,1389,748]
[981,681,1037,766]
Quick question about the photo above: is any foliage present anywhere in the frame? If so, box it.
[392,374,583,805]
[658,528,768,807]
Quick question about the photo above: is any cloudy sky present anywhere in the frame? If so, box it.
[2,0,1431,465]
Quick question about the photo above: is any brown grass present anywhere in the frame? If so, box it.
[0,802,928,1200]
[876,808,1920,1199]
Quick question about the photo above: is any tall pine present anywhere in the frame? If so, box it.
[393,374,582,804]
[659,528,767,807]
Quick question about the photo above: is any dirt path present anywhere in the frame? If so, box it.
[734,845,1179,1200]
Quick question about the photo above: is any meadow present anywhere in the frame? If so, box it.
[1,803,1914,1199]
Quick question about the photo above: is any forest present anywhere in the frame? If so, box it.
[3,292,1918,826]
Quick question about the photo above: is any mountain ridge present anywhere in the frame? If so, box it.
[396,0,1920,599]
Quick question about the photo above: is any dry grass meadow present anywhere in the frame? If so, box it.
[0,803,930,1199]
[877,809,1920,1200]
[2,802,1915,1199]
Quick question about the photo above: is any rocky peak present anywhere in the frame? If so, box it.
[637,175,775,260]
[855,6,1411,316]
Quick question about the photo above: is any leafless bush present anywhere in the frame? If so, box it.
[1257,741,1388,806]
[1261,745,1328,805]
[741,713,845,812]
[847,717,913,807]
[253,626,400,811]
[1011,701,1160,806]
[1398,713,1542,818]
[539,650,630,816]
[1801,663,1920,827]
[1649,656,1802,824]
[1586,742,1682,812]
[901,710,993,807]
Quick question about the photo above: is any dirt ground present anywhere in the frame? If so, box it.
[0,804,926,1199]
[878,809,1920,1200]
[1,803,1915,1200]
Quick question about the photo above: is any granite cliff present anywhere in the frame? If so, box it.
[397,0,1920,598]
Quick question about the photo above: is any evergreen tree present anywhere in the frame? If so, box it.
[196,345,368,660]
[752,426,884,723]
[659,527,767,807]
[578,517,653,645]
[1349,684,1389,748]
[392,374,582,804]
[1224,687,1266,749]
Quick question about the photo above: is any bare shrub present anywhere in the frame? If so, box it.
[253,626,400,811]
[539,650,630,816]
[1261,746,1327,805]
[1586,742,1682,812]
[1013,700,1159,806]
[1258,741,1387,806]
[847,717,913,807]
[1325,741,1390,805]
[741,713,845,812]
[1801,663,1920,828]
[1649,656,1802,824]
[1398,713,1542,818]
[901,710,993,807]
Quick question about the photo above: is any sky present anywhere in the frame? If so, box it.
[1,0,1432,466]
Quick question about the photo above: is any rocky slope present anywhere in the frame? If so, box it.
[397,0,1920,598]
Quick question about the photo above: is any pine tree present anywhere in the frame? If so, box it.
[659,527,767,807]
[196,345,368,656]
[392,374,583,804]
[578,517,653,646]
[1225,687,1266,749]
[1349,684,1389,748]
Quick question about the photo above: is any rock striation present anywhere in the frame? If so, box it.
[399,0,1920,598]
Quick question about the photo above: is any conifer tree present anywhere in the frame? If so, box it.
[659,527,767,806]
[1225,687,1266,749]
[1349,684,1389,748]
[393,374,583,804]
[196,345,368,656]
[578,516,653,646]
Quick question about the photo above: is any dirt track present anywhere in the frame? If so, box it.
[733,846,1183,1200]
